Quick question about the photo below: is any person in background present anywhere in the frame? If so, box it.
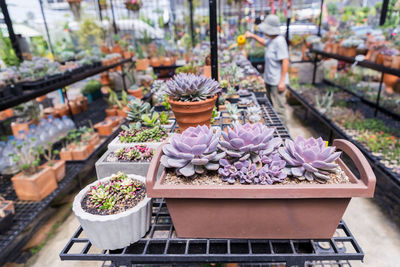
[245,14,289,124]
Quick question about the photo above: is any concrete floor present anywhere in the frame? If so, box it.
[24,105,400,267]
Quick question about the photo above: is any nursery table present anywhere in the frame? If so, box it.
[60,199,364,267]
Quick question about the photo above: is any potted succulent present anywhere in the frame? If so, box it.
[96,145,155,179]
[73,172,151,250]
[94,120,114,136]
[105,89,120,116]
[39,142,66,182]
[127,98,153,123]
[108,123,168,150]
[225,86,240,103]
[11,101,41,138]
[165,73,221,131]
[146,124,376,239]
[340,38,363,57]
[135,45,148,71]
[11,138,58,201]
[82,79,102,102]
[246,106,263,123]
[223,103,242,124]
[125,0,142,11]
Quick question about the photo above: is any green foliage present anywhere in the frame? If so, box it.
[0,30,19,66]
[76,18,104,50]
[127,98,153,122]
[11,138,41,176]
[159,111,169,124]
[141,112,160,127]
[82,79,102,94]
[162,94,171,110]
[175,62,198,74]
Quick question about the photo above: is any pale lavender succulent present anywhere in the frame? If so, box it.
[279,136,341,182]
[255,153,287,184]
[161,125,225,177]
[218,159,245,184]
[165,73,221,102]
[218,159,258,184]
[220,123,282,164]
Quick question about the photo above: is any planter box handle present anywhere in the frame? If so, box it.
[147,143,166,189]
[333,139,376,189]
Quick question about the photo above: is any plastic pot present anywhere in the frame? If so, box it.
[146,139,376,239]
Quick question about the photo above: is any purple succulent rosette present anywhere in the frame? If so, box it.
[161,125,225,177]
[255,153,287,185]
[220,122,282,164]
[218,159,258,184]
[165,73,221,102]
[278,136,342,182]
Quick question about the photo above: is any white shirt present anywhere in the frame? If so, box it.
[263,35,289,86]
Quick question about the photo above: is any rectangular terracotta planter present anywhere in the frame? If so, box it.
[146,139,376,239]
[11,168,58,201]
[44,160,66,182]
[60,148,73,161]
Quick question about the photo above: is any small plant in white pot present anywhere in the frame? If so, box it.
[108,123,169,150]
[96,145,155,179]
[72,172,152,250]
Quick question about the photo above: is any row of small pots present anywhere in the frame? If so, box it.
[60,132,100,161]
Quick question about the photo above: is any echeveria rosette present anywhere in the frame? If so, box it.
[279,136,342,182]
[161,125,225,177]
[218,160,258,184]
[165,73,221,102]
[220,123,282,164]
[255,153,287,185]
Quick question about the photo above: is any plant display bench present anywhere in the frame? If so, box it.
[60,199,364,267]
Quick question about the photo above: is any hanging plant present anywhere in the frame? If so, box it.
[125,0,143,12]
[67,0,82,21]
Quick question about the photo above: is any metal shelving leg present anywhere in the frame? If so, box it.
[374,73,384,117]
[312,56,318,85]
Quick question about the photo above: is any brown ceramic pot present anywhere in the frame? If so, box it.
[162,57,173,66]
[71,145,90,161]
[127,87,143,99]
[12,168,58,201]
[383,55,393,67]
[150,57,162,67]
[105,108,118,117]
[343,47,356,58]
[69,100,82,115]
[94,121,113,136]
[383,74,399,94]
[11,121,31,137]
[168,94,217,132]
[45,160,66,182]
[35,95,47,102]
[100,73,110,86]
[89,132,100,147]
[60,148,73,161]
[136,59,149,71]
[146,139,376,239]
[4,108,13,118]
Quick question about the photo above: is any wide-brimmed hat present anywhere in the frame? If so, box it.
[258,14,281,36]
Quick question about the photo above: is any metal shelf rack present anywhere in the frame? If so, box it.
[60,199,363,267]
[0,58,133,112]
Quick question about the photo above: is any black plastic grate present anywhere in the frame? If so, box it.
[60,199,363,267]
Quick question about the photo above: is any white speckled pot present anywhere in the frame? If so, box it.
[72,175,152,250]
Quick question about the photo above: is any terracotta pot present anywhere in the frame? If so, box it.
[342,47,356,58]
[35,95,47,102]
[376,53,384,65]
[112,43,124,55]
[123,51,133,59]
[105,116,119,127]
[324,43,333,53]
[72,145,90,161]
[168,94,217,132]
[150,57,162,67]
[383,74,399,94]
[289,67,299,78]
[60,148,73,161]
[89,132,100,147]
[12,167,58,201]
[163,57,173,66]
[87,142,95,154]
[94,121,113,136]
[146,140,376,239]
[105,108,118,117]
[331,43,339,54]
[136,59,149,71]
[55,104,70,117]
[383,55,393,67]
[392,56,400,69]
[69,100,82,115]
[117,109,128,118]
[11,121,31,137]
[45,160,66,182]
[337,46,344,56]
[127,87,143,99]
[100,73,110,86]
[203,66,212,78]
[4,108,13,118]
